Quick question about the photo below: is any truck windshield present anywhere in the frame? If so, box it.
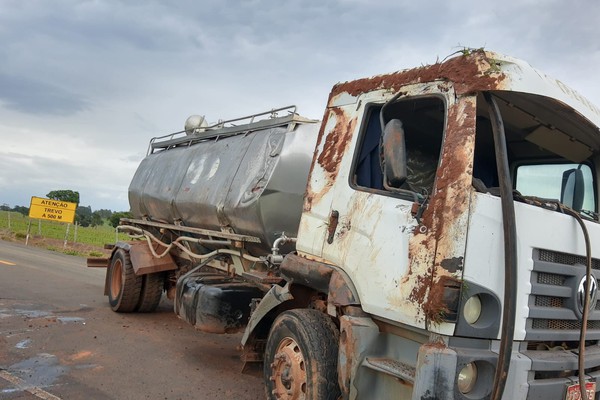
[473,91,600,216]
[515,163,596,212]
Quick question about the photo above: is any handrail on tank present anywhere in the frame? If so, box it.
[146,105,302,155]
[215,105,297,127]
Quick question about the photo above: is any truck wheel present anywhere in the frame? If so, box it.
[136,273,164,313]
[264,309,340,400]
[108,248,142,312]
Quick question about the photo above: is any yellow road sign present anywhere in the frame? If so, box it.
[28,196,77,224]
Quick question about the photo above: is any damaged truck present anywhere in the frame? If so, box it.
[89,50,600,399]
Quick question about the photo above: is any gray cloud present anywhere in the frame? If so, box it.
[0,151,133,211]
[0,74,89,115]
[0,0,599,211]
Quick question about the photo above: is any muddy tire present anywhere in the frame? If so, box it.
[136,273,164,313]
[107,248,142,313]
[264,309,340,400]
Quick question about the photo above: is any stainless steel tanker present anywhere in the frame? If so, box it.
[128,106,319,256]
[91,106,322,335]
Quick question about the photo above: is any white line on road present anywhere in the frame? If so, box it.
[0,369,62,400]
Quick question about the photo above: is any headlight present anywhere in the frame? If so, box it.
[463,295,482,325]
[457,362,478,394]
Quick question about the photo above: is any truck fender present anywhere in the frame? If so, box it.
[241,283,294,346]
[279,253,361,307]
[328,269,360,307]
[241,257,362,347]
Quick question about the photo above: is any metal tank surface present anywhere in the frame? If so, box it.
[128,107,320,256]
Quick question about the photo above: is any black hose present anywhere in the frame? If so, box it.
[561,206,592,399]
[484,93,518,400]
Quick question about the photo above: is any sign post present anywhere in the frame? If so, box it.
[27,197,77,246]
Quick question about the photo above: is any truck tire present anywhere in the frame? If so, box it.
[135,273,164,313]
[264,309,340,400]
[107,248,142,313]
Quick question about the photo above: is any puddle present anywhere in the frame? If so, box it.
[15,339,32,349]
[9,353,68,388]
[0,307,85,324]
[12,309,53,318]
[56,305,94,314]
[1,388,20,394]
[57,317,85,324]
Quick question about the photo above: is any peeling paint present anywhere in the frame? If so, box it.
[405,96,477,326]
[305,108,357,212]
[329,50,506,101]
[440,257,464,273]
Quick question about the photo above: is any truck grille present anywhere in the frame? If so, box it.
[527,249,600,341]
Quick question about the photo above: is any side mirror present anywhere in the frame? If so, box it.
[381,119,407,190]
[561,168,584,211]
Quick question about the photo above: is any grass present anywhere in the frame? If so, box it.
[0,211,129,256]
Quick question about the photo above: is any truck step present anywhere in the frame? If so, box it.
[362,357,415,384]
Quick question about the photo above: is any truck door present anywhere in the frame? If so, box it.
[301,82,476,331]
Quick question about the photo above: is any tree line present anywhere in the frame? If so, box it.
[1,189,132,228]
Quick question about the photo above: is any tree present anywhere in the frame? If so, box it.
[46,190,80,204]
[95,209,113,219]
[13,205,29,216]
[110,211,133,228]
[76,205,92,227]
[91,211,104,227]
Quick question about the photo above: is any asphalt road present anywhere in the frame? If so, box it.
[0,240,264,400]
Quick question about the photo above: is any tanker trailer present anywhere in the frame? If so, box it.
[90,106,319,334]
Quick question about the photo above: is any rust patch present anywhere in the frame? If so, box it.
[280,253,334,293]
[421,276,459,324]
[336,218,352,240]
[423,338,448,350]
[408,273,432,306]
[420,99,476,235]
[317,108,357,175]
[329,50,506,101]
[404,96,477,325]
[328,271,359,306]
[303,107,333,212]
[304,107,357,211]
[327,210,340,244]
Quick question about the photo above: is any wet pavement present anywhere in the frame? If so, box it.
[0,240,264,399]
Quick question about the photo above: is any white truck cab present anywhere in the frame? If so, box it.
[294,50,600,399]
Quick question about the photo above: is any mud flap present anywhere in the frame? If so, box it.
[241,283,294,346]
[412,343,457,399]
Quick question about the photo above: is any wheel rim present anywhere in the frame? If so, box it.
[269,337,307,400]
[110,259,123,299]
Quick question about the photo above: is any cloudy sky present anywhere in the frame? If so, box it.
[1,0,599,211]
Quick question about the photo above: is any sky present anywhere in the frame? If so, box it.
[1,0,599,211]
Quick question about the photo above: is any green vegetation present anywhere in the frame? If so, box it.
[0,211,130,255]
[46,189,80,204]
[110,211,133,228]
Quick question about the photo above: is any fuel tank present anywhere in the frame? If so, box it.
[128,112,319,256]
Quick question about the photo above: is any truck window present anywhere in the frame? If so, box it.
[353,97,445,196]
[515,163,596,212]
